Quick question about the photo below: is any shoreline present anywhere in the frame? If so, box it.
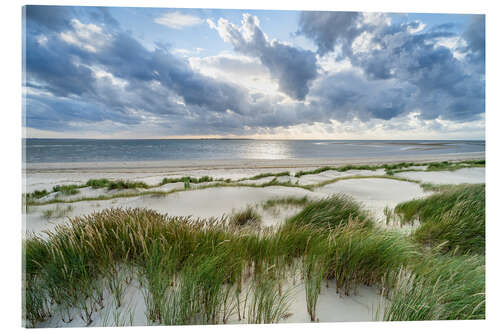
[24,151,485,173]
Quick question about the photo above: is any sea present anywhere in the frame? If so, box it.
[23,139,485,164]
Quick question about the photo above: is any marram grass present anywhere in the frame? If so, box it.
[395,184,485,254]
[384,254,485,321]
[286,194,374,229]
[23,189,485,327]
[23,159,485,207]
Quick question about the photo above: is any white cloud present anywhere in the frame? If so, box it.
[206,18,216,29]
[361,12,391,28]
[247,112,485,140]
[59,19,110,53]
[89,66,128,88]
[172,48,205,57]
[189,52,282,97]
[352,31,381,54]
[434,36,468,61]
[36,35,48,46]
[154,12,203,29]
[316,54,356,75]
[407,20,426,34]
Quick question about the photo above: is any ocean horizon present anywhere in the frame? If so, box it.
[23,138,485,164]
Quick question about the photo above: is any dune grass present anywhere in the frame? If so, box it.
[24,178,314,207]
[386,159,485,175]
[395,184,485,254]
[418,183,458,192]
[230,206,262,227]
[86,178,149,190]
[107,180,149,190]
[246,271,293,324]
[23,203,396,327]
[286,194,374,230]
[42,205,73,220]
[303,244,327,321]
[23,183,485,326]
[25,174,420,208]
[311,174,421,189]
[426,160,485,171]
[52,185,80,196]
[294,161,428,177]
[293,160,484,177]
[384,254,485,321]
[25,189,49,200]
[261,196,310,211]
[295,165,379,178]
[23,159,484,207]
[245,171,290,181]
[86,178,112,189]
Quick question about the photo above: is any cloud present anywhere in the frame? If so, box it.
[189,53,283,97]
[25,8,259,135]
[297,11,362,56]
[297,11,485,122]
[59,18,111,53]
[310,70,416,122]
[462,15,485,71]
[154,11,203,29]
[209,14,318,100]
[26,5,119,32]
[24,7,485,138]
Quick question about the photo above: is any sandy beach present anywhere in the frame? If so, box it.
[23,152,484,191]
[24,152,484,232]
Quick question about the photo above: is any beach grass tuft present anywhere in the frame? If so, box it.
[286,194,374,230]
[107,180,149,190]
[261,196,310,211]
[26,189,49,200]
[395,184,485,254]
[42,205,73,220]
[384,254,485,321]
[52,185,80,196]
[230,206,262,227]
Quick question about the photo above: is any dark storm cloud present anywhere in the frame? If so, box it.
[462,15,485,70]
[24,93,142,131]
[91,32,250,114]
[209,14,318,100]
[296,11,362,56]
[26,5,119,32]
[297,11,485,122]
[310,71,416,122]
[24,7,485,136]
[463,16,485,56]
[25,6,254,134]
[26,32,96,97]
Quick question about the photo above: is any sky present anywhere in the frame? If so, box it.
[23,6,485,139]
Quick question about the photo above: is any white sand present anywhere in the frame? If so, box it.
[25,164,485,235]
[25,177,428,236]
[397,167,485,184]
[279,281,382,323]
[34,273,383,328]
[23,152,484,192]
[297,169,385,186]
[25,186,314,236]
[315,178,427,221]
[238,176,277,185]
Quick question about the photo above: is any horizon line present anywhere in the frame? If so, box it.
[22,137,486,141]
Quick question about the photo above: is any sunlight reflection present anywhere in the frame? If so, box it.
[238,141,292,159]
